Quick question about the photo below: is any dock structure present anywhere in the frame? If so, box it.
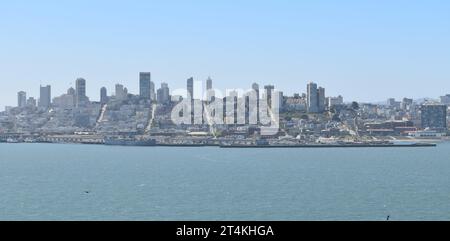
[38,135,105,144]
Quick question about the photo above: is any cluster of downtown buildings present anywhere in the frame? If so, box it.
[1,72,449,144]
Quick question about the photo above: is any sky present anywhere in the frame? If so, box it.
[1,0,450,109]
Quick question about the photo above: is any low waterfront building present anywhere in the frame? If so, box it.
[408,130,446,138]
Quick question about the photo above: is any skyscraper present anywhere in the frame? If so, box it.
[206,77,215,103]
[421,103,447,130]
[307,82,319,113]
[318,87,326,112]
[276,91,284,111]
[139,72,151,99]
[187,77,194,124]
[150,81,156,101]
[264,85,275,109]
[157,83,170,105]
[39,85,51,109]
[307,82,326,113]
[18,91,27,108]
[100,87,108,104]
[206,77,213,90]
[252,83,260,124]
[67,87,76,107]
[187,77,194,100]
[76,78,87,107]
[115,84,125,100]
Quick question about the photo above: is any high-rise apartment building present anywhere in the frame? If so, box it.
[115,84,126,100]
[39,85,51,109]
[18,91,27,108]
[75,78,88,107]
[139,72,151,99]
[157,83,170,105]
[187,77,194,100]
[252,83,260,123]
[318,87,326,112]
[206,77,213,91]
[206,77,215,103]
[307,82,319,113]
[264,85,275,109]
[150,81,156,101]
[307,82,326,113]
[100,87,108,104]
[421,103,447,130]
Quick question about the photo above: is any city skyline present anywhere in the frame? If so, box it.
[4,73,449,111]
[1,1,450,109]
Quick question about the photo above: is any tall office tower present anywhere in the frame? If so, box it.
[206,77,215,103]
[206,76,213,90]
[276,91,284,111]
[39,85,51,109]
[225,91,239,124]
[157,83,170,105]
[307,82,319,113]
[100,87,108,104]
[115,84,125,100]
[67,87,76,107]
[187,77,194,100]
[421,104,447,130]
[318,87,326,112]
[27,97,37,107]
[139,72,151,99]
[18,91,27,108]
[150,81,156,101]
[264,85,275,109]
[252,83,260,98]
[252,83,260,123]
[187,77,195,124]
[232,92,239,125]
[75,78,87,107]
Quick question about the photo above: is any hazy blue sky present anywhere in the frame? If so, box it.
[1,0,450,109]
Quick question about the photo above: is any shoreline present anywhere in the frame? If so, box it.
[219,143,437,148]
[0,141,438,148]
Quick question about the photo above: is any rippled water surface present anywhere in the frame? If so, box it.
[1,143,449,220]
